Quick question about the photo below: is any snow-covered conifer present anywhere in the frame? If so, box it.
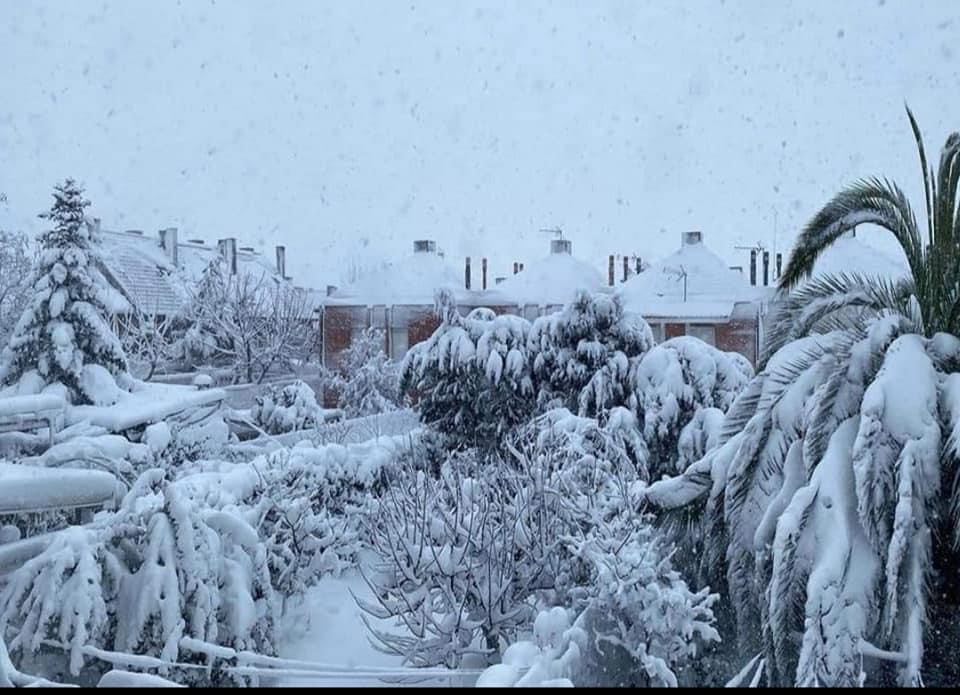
[0,180,130,404]
[320,327,399,417]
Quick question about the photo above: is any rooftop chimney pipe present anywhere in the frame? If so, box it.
[608,255,615,286]
[482,258,488,290]
[218,238,238,275]
[513,262,519,275]
[159,227,179,267]
[749,250,757,286]
[763,251,770,287]
[275,245,287,279]
[776,253,783,280]
[465,256,472,290]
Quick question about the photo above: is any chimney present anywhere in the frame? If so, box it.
[749,250,757,286]
[326,284,339,296]
[550,238,572,255]
[775,253,783,280]
[513,262,519,275]
[635,257,642,275]
[92,217,102,235]
[762,251,770,286]
[682,231,703,246]
[622,255,629,283]
[481,258,488,290]
[276,245,287,279]
[518,262,524,272]
[218,237,238,275]
[413,240,437,254]
[465,256,472,290]
[608,255,615,286]
[159,227,179,267]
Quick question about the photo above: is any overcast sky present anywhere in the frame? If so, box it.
[1,0,957,286]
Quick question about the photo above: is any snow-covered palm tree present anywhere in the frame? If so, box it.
[644,108,960,687]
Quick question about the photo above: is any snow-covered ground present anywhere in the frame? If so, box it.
[277,569,476,688]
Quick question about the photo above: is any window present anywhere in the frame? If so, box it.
[687,324,716,346]
[649,323,664,343]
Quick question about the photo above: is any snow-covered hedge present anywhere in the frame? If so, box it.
[248,435,410,596]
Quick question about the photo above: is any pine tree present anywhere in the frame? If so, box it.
[0,179,130,404]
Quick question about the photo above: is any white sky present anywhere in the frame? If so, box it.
[1,0,957,287]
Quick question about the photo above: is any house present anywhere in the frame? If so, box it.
[321,240,517,372]
[89,221,324,323]
[618,231,772,365]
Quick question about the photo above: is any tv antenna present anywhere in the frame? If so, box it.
[662,264,688,302]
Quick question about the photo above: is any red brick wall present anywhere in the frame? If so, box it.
[408,311,441,347]
[665,323,686,339]
[716,318,758,366]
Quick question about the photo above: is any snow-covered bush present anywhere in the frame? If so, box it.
[247,436,401,596]
[250,379,323,434]
[0,180,132,404]
[630,336,753,478]
[476,607,588,687]
[320,327,400,417]
[400,290,535,451]
[359,408,714,681]
[565,508,720,687]
[528,290,653,419]
[0,229,33,350]
[358,450,540,668]
[0,468,279,686]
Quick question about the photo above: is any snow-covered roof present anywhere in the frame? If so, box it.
[494,244,605,306]
[806,234,910,281]
[95,229,323,315]
[619,233,766,320]
[325,242,512,307]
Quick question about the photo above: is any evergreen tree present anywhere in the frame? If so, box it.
[0,179,130,404]
[321,327,399,417]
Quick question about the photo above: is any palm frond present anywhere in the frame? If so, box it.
[762,273,912,364]
[779,178,923,293]
[905,104,935,249]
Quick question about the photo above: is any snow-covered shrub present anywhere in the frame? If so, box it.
[247,436,402,596]
[0,468,279,686]
[358,451,540,668]
[0,228,33,351]
[630,336,753,478]
[565,508,720,687]
[250,379,322,434]
[359,406,719,686]
[0,180,132,404]
[320,327,400,417]
[528,290,653,419]
[476,607,588,687]
[400,290,535,451]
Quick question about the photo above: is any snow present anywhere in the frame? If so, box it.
[494,251,605,307]
[0,462,117,514]
[618,237,767,319]
[0,394,66,418]
[277,571,475,687]
[66,382,226,432]
[97,669,184,687]
[79,364,121,407]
